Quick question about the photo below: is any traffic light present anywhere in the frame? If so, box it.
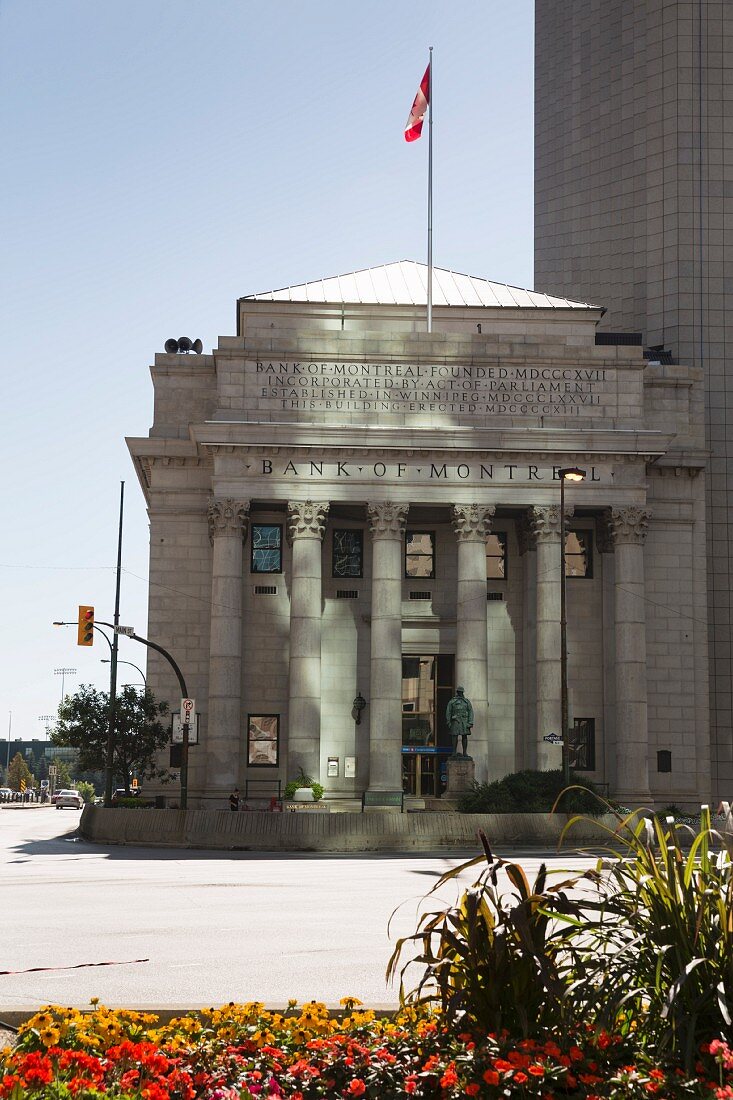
[77,605,94,646]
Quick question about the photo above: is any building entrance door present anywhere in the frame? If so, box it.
[401,654,454,797]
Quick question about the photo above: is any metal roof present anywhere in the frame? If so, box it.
[242,260,599,310]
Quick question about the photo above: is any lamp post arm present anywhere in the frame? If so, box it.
[95,622,190,812]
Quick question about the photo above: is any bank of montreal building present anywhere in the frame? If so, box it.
[127,261,710,809]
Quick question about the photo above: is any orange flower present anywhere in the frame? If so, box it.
[347,1080,366,1097]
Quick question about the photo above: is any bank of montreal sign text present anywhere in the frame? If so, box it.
[252,458,606,486]
[250,361,615,417]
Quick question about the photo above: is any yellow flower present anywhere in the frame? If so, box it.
[40,1027,61,1048]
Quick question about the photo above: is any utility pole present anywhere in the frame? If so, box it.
[104,482,125,807]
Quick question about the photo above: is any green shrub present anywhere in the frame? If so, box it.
[457,768,604,814]
[75,780,96,803]
[561,805,733,1069]
[284,768,324,801]
[387,830,595,1037]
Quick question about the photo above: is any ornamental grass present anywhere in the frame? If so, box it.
[3,804,733,1098]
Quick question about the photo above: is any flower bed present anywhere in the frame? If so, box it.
[4,804,733,1098]
[2,1001,733,1099]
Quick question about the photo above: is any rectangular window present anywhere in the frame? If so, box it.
[486,532,507,579]
[332,529,363,578]
[405,531,435,578]
[247,714,279,767]
[565,530,593,578]
[251,524,282,573]
[570,718,596,771]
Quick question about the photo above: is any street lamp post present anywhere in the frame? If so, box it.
[101,659,147,688]
[559,467,586,786]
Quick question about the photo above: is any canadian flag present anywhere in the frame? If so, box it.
[404,64,430,142]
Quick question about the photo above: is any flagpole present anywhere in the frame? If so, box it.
[427,46,433,334]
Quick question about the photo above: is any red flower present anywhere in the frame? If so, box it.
[483,1069,500,1085]
[528,1064,545,1076]
[465,1086,481,1097]
[405,1076,419,1095]
[493,1059,513,1073]
[347,1080,366,1097]
[141,1084,170,1100]
[514,1072,528,1085]
[440,1063,458,1088]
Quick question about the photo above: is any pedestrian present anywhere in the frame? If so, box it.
[229,787,240,811]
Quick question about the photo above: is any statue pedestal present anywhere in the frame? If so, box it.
[446,757,475,796]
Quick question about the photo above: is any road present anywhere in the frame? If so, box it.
[0,808,597,1011]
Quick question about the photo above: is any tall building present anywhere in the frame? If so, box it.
[535,1,732,798]
[127,261,708,808]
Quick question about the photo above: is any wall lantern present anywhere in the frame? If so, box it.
[352,691,367,725]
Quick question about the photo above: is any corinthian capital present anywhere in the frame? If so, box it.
[367,501,409,539]
[451,504,495,543]
[208,498,250,542]
[528,504,573,543]
[609,506,652,545]
[287,500,330,542]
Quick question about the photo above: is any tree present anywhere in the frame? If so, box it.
[7,752,34,792]
[53,760,73,789]
[53,685,170,793]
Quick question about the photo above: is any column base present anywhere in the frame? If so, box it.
[613,788,652,808]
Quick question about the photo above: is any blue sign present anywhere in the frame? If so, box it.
[401,746,448,754]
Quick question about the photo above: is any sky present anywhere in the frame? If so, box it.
[0,0,534,746]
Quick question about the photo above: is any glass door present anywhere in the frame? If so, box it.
[401,655,454,797]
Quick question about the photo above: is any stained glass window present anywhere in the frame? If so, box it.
[405,531,435,578]
[251,524,282,573]
[565,530,593,578]
[333,529,363,578]
[247,714,279,767]
[486,532,507,579]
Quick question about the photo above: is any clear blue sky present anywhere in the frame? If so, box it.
[0,0,534,746]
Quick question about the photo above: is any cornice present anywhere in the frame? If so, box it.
[190,422,674,458]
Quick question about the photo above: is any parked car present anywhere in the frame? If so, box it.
[111,788,139,804]
[55,788,84,810]
[0,787,12,800]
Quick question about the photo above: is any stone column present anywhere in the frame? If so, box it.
[367,501,409,791]
[529,505,571,769]
[287,500,330,783]
[609,506,652,801]
[205,498,249,797]
[452,504,495,783]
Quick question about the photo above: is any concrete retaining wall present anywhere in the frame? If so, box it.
[79,806,619,852]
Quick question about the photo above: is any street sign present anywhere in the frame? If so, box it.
[181,697,195,720]
[114,626,135,636]
[40,780,49,789]
[172,712,199,744]
[543,733,563,744]
[48,765,57,776]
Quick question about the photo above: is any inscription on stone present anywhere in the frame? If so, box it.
[248,361,616,418]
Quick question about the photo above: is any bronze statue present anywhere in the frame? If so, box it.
[446,686,474,758]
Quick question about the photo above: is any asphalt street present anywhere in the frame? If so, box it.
[0,808,597,1011]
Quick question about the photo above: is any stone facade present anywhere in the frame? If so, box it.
[535,0,729,800]
[128,265,709,808]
